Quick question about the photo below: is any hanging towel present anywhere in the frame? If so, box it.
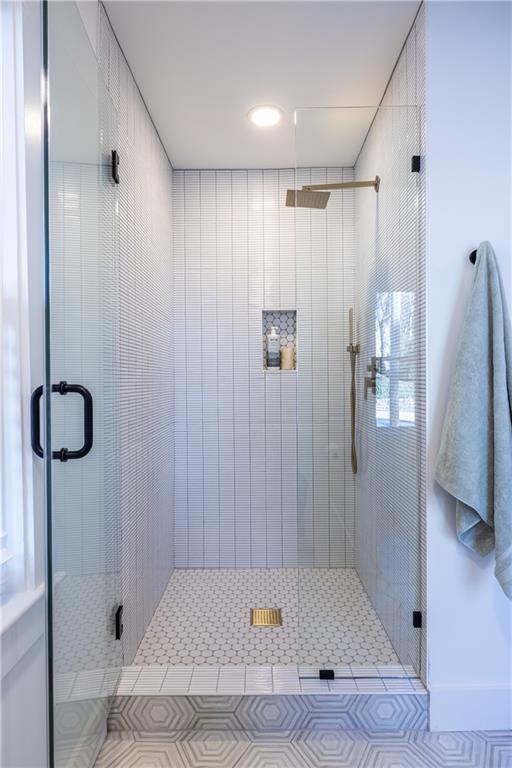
[435,241,512,599]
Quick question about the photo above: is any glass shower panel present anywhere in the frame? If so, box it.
[46,4,121,766]
[294,106,423,677]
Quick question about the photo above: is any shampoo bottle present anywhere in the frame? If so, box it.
[267,326,280,369]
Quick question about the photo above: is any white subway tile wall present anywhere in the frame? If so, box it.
[354,8,425,674]
[98,7,175,663]
[295,168,356,570]
[173,168,355,568]
[50,160,119,581]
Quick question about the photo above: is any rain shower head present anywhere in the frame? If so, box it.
[285,188,330,209]
[285,176,380,209]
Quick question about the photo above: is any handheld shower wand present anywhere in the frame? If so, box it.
[347,308,360,474]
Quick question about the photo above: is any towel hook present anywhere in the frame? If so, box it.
[469,249,477,265]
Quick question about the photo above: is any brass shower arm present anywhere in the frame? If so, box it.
[302,176,380,193]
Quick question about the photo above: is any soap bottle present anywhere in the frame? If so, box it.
[267,326,280,369]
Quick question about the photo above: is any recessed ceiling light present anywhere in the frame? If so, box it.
[248,105,282,128]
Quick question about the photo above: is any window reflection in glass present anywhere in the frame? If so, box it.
[375,291,415,427]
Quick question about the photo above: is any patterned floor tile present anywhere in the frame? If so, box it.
[107,693,427,733]
[351,694,427,731]
[176,730,250,767]
[409,730,487,767]
[293,729,368,766]
[360,741,423,767]
[95,731,185,768]
[132,568,399,667]
[108,696,196,732]
[95,730,512,768]
[236,696,309,731]
[94,732,148,768]
[234,742,311,767]
[481,730,512,768]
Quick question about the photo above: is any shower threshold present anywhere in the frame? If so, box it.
[123,568,422,696]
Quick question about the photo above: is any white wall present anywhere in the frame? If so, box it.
[1,3,48,766]
[1,606,47,768]
[425,0,512,731]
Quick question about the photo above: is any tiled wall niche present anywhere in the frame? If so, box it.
[262,310,297,371]
[173,168,355,568]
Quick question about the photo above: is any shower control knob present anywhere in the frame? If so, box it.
[364,375,377,399]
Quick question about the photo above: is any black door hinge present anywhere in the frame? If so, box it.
[413,610,422,628]
[411,155,421,173]
[319,669,335,680]
[115,604,124,640]
[112,150,120,184]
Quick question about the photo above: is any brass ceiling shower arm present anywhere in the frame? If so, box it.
[285,175,380,209]
[302,175,380,193]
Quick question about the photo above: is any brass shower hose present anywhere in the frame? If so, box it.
[347,342,360,474]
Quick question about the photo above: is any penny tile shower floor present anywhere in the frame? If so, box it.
[133,568,399,667]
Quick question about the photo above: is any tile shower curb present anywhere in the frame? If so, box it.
[117,664,425,697]
[54,664,426,704]
[107,693,428,733]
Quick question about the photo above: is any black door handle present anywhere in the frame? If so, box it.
[30,385,44,458]
[30,381,93,461]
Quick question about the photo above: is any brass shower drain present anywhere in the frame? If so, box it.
[250,608,282,627]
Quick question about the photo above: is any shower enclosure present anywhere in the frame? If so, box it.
[42,6,424,765]
[294,107,424,677]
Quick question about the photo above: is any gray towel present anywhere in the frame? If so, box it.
[435,241,512,599]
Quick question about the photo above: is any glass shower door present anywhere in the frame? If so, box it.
[44,3,122,766]
[294,106,423,678]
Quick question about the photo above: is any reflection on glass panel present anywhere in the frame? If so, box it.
[375,291,415,427]
[48,3,122,766]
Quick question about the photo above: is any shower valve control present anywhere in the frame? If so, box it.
[364,356,379,399]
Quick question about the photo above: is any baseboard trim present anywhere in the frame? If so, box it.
[429,684,512,731]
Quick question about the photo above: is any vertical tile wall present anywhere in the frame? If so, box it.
[173,168,355,568]
[296,168,356,569]
[354,7,426,673]
[50,159,119,580]
[98,7,175,663]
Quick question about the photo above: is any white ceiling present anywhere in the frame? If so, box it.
[105,1,420,169]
